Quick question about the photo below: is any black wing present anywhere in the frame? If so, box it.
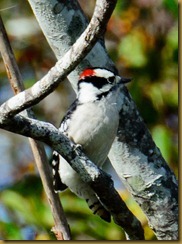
[52,152,67,192]
[51,99,78,192]
[59,98,79,133]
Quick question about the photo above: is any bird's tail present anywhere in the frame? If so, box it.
[51,152,111,222]
[86,195,111,222]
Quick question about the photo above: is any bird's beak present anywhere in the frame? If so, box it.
[120,77,132,84]
[116,76,132,85]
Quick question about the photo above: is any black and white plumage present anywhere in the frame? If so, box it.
[52,67,130,222]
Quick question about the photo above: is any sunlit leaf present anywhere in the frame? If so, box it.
[166,25,178,49]
[0,222,22,240]
[162,0,178,18]
[119,31,147,67]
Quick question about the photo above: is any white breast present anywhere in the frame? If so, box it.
[67,93,119,166]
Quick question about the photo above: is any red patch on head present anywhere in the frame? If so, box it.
[79,69,96,79]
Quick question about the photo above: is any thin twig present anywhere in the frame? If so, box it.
[0,14,71,240]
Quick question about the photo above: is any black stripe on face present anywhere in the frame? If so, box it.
[96,90,110,100]
[78,76,114,90]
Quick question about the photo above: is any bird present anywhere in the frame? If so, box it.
[51,67,131,222]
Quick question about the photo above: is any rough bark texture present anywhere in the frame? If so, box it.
[109,87,178,240]
[28,0,116,88]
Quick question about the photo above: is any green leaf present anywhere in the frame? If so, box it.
[162,0,178,18]
[0,190,53,227]
[166,25,178,49]
[0,222,23,240]
[119,32,147,68]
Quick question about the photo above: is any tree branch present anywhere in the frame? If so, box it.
[0,0,117,122]
[110,86,178,240]
[0,114,144,240]
[0,14,71,240]
[28,0,116,86]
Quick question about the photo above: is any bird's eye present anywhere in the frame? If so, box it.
[108,76,115,83]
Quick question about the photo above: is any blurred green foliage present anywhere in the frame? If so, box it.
[0,0,178,240]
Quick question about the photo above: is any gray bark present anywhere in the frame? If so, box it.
[109,87,178,240]
[28,0,116,90]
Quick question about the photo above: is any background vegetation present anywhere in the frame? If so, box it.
[0,0,178,240]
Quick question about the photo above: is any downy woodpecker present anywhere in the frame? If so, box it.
[52,67,130,222]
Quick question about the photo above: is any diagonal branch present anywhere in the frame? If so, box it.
[0,14,71,240]
[0,0,117,122]
[0,114,145,240]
